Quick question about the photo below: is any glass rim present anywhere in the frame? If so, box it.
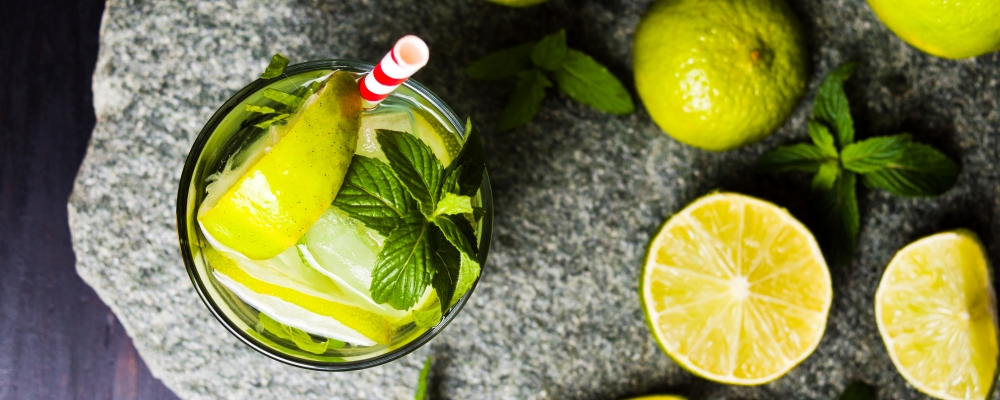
[175,59,493,371]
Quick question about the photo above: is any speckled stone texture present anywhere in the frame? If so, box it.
[68,0,1000,398]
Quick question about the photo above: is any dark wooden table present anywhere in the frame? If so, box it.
[1,1,179,399]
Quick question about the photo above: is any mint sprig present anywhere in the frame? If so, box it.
[414,356,433,400]
[467,29,634,132]
[758,63,960,266]
[335,121,485,311]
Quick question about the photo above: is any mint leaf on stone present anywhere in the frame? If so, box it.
[817,171,859,266]
[531,29,568,71]
[260,53,290,79]
[812,162,841,192]
[262,88,303,108]
[333,155,418,236]
[444,120,486,197]
[414,356,432,400]
[808,120,839,157]
[433,193,473,217]
[497,69,551,132]
[841,134,912,173]
[838,382,875,400]
[861,142,960,197]
[377,130,444,217]
[552,50,634,115]
[370,216,435,310]
[813,63,856,147]
[757,143,832,173]
[466,42,535,81]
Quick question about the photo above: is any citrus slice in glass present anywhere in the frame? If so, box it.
[203,246,392,346]
[875,229,998,400]
[640,192,832,385]
[197,71,361,260]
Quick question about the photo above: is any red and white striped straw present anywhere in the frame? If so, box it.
[359,35,430,109]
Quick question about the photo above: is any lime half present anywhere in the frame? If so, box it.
[641,192,832,385]
[876,230,999,400]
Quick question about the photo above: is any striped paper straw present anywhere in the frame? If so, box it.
[359,35,430,109]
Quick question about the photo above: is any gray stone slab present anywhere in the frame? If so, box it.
[69,0,1000,398]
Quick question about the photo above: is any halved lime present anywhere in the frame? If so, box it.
[641,192,832,385]
[876,230,998,400]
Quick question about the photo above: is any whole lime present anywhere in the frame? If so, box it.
[485,0,546,7]
[867,0,1000,59]
[633,0,808,151]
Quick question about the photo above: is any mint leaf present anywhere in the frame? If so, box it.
[839,382,875,400]
[812,162,840,192]
[430,229,461,311]
[861,142,960,197]
[333,155,418,236]
[256,313,340,354]
[371,216,435,310]
[472,206,486,222]
[433,215,478,259]
[817,171,859,266]
[466,42,535,80]
[531,29,568,70]
[253,113,290,129]
[814,63,856,147]
[377,130,444,217]
[497,69,551,132]
[262,88,302,108]
[444,120,486,197]
[841,134,912,173]
[758,143,831,173]
[414,356,432,400]
[412,296,443,328]
[808,121,838,157]
[552,50,634,115]
[434,193,473,217]
[452,252,481,308]
[260,53,290,79]
[245,104,277,114]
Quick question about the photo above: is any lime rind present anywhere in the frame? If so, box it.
[875,229,999,400]
[640,192,832,385]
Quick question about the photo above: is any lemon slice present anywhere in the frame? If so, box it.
[875,230,999,400]
[198,71,361,260]
[204,246,392,346]
[641,192,832,385]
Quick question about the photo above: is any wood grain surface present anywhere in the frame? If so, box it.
[0,1,179,399]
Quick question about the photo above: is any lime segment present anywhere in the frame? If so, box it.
[198,71,362,260]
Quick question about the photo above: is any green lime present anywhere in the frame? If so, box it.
[867,0,1000,59]
[198,71,361,260]
[633,0,808,151]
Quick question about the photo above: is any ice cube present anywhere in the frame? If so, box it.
[357,104,416,161]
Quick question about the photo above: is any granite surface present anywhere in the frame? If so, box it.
[68,0,1000,399]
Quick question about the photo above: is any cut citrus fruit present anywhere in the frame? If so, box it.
[641,192,832,385]
[203,246,392,346]
[198,71,361,260]
[875,230,999,400]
